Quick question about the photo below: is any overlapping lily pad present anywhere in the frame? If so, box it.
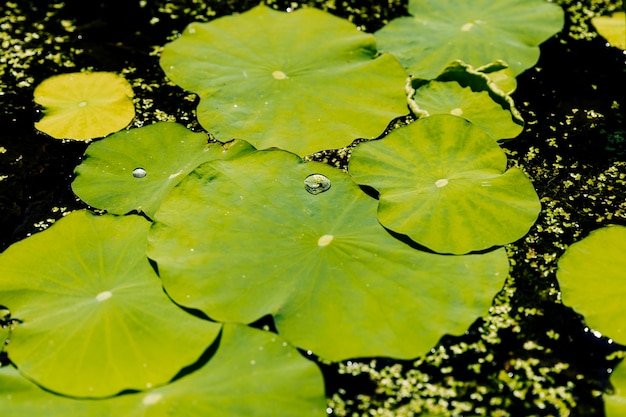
[410,80,522,140]
[348,115,540,254]
[375,0,564,79]
[592,12,626,50]
[606,358,626,417]
[72,122,255,218]
[160,4,409,156]
[557,225,626,340]
[0,324,326,416]
[147,148,510,360]
[34,72,135,141]
[0,210,220,397]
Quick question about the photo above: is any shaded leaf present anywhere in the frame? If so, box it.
[147,148,510,360]
[557,225,626,341]
[72,122,256,218]
[0,324,326,417]
[375,0,564,79]
[160,4,408,156]
[0,210,220,397]
[348,115,540,254]
[34,72,135,141]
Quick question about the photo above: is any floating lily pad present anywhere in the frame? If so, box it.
[557,225,626,341]
[375,0,564,79]
[72,122,256,218]
[0,210,220,397]
[147,148,509,360]
[606,358,626,417]
[592,12,626,50]
[409,80,523,140]
[34,72,135,141]
[160,4,409,156]
[348,115,540,254]
[0,324,326,417]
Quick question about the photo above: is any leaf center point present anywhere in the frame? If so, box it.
[272,70,287,80]
[435,178,449,188]
[96,291,113,302]
[318,234,334,247]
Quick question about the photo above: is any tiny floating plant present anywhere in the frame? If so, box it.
[33,71,135,141]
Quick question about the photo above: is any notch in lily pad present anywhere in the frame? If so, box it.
[349,115,541,254]
[147,148,510,360]
[160,4,409,156]
[34,72,135,141]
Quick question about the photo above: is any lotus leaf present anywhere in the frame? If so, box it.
[557,225,626,341]
[592,12,626,50]
[0,323,326,417]
[147,148,510,360]
[160,4,409,156]
[606,359,626,417]
[409,80,522,140]
[0,210,220,397]
[72,122,256,218]
[34,72,135,141]
[348,115,541,255]
[409,60,524,130]
[374,0,564,79]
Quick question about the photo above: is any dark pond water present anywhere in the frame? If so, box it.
[1,1,625,416]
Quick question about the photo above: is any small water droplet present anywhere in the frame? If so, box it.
[250,359,256,365]
[133,168,147,178]
[304,174,331,195]
[435,178,448,188]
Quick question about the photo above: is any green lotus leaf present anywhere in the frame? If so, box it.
[0,324,326,417]
[409,60,524,130]
[72,122,256,218]
[592,12,626,50]
[147,148,509,360]
[0,210,220,397]
[374,0,564,79]
[409,80,522,140]
[606,358,626,417]
[160,4,409,156]
[557,225,626,341]
[348,115,541,255]
[34,72,135,141]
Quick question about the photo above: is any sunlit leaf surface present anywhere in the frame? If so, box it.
[148,148,509,360]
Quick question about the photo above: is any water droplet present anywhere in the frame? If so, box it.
[450,107,463,116]
[435,178,448,188]
[133,168,147,178]
[318,234,334,247]
[304,174,331,195]
[96,291,112,302]
[250,359,256,365]
[142,393,162,405]
[272,70,287,80]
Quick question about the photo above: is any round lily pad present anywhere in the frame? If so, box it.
[606,358,626,417]
[592,12,626,50]
[72,122,256,218]
[375,0,564,79]
[147,148,510,360]
[0,324,326,417]
[0,210,220,397]
[410,80,523,140]
[557,225,626,341]
[160,4,409,156]
[348,115,541,254]
[34,72,135,141]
